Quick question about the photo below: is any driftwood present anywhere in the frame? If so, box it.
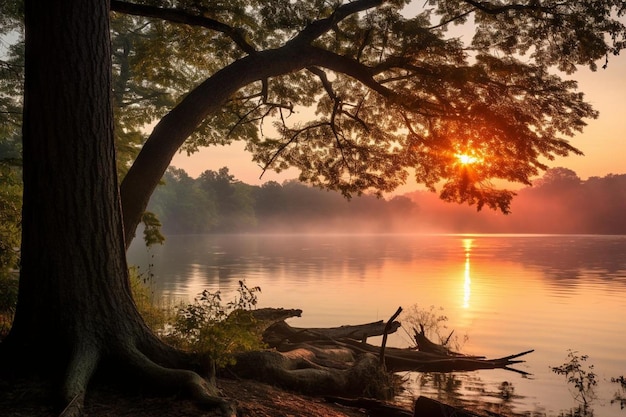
[413,323,465,356]
[252,308,532,375]
[379,307,403,366]
[263,318,401,347]
[339,338,533,374]
[249,307,303,333]
[226,307,532,402]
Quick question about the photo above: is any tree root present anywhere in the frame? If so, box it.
[59,341,101,417]
[123,346,235,416]
[25,335,236,417]
[228,351,394,399]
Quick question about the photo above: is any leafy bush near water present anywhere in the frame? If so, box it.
[2,265,265,368]
[551,350,597,407]
[161,280,265,368]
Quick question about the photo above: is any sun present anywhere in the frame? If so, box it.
[456,153,478,165]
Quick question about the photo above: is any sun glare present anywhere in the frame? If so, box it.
[456,154,478,165]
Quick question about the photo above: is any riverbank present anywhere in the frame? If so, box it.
[0,376,367,417]
[0,374,527,417]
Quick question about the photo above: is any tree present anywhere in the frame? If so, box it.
[533,167,582,189]
[2,1,231,416]
[1,0,625,415]
[113,0,625,247]
[197,167,257,232]
[150,167,218,234]
[0,0,23,281]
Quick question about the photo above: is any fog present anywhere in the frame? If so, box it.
[147,167,626,236]
[406,170,626,234]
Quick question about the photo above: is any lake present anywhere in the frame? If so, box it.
[127,234,626,416]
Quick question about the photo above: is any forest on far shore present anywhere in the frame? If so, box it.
[147,167,626,236]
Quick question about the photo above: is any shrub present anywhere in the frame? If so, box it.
[164,280,265,368]
[551,350,597,407]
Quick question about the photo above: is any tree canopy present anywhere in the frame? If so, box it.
[4,0,626,247]
[2,1,626,415]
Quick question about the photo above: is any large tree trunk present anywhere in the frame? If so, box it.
[1,1,230,415]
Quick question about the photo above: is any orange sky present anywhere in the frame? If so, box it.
[172,38,626,195]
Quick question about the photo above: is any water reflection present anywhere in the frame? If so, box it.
[417,372,463,400]
[127,234,626,417]
[405,371,524,416]
[128,235,626,297]
[462,239,472,309]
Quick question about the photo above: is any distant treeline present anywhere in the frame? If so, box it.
[148,167,626,235]
[407,168,626,234]
[148,167,417,234]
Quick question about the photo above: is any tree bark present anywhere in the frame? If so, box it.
[2,1,231,415]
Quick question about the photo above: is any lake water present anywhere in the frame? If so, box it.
[127,234,626,416]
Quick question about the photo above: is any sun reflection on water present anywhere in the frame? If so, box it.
[463,238,473,309]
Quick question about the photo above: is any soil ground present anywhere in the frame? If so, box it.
[0,376,373,417]
[0,374,524,417]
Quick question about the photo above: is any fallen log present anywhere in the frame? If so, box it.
[225,308,533,401]
[339,339,533,374]
[257,309,532,374]
[263,318,401,347]
[249,307,303,333]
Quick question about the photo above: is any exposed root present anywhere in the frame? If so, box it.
[58,392,85,417]
[123,346,235,416]
[59,341,101,417]
[136,329,215,378]
[229,351,393,399]
[36,335,234,417]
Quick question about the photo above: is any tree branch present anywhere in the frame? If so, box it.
[306,46,443,115]
[259,121,332,179]
[289,0,386,46]
[110,0,256,54]
[307,66,337,100]
[430,9,475,30]
[380,307,403,367]
[460,0,558,16]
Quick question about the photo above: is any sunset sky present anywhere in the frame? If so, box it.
[172,28,626,195]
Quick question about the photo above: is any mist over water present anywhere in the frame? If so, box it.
[128,234,626,416]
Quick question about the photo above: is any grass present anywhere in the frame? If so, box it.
[0,272,18,340]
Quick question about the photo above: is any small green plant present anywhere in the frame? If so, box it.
[141,211,165,246]
[129,266,172,331]
[551,350,597,408]
[165,280,264,368]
